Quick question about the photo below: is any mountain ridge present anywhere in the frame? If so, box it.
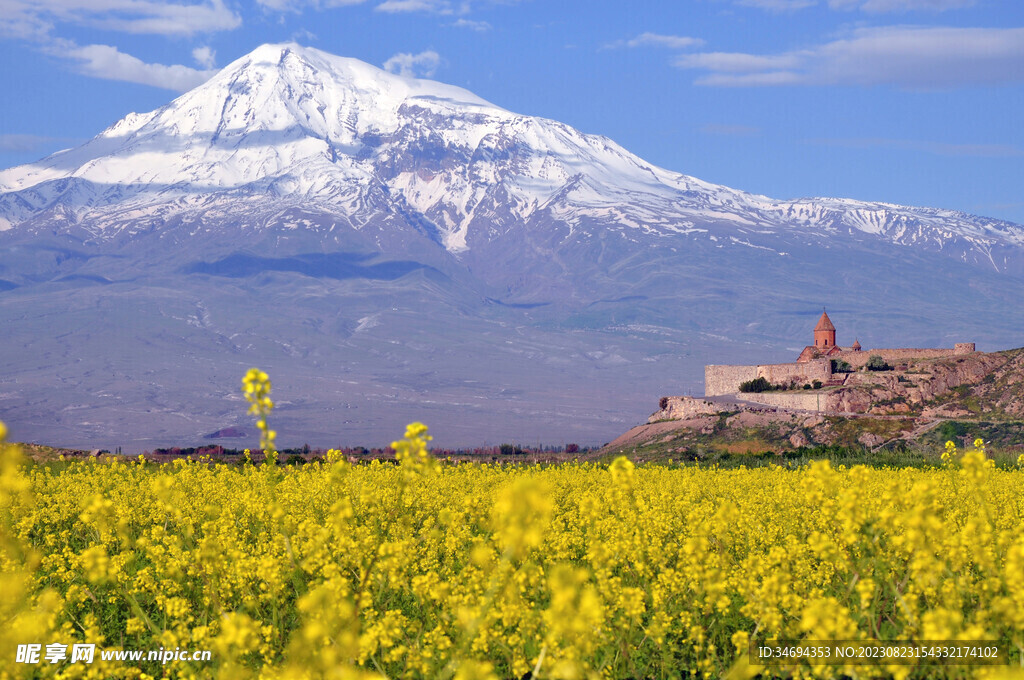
[0,43,1022,450]
[2,43,1022,270]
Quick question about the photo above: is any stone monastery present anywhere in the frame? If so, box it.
[795,309,861,362]
[704,309,975,399]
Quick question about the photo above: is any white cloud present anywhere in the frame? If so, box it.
[675,26,1024,88]
[829,0,976,11]
[452,18,490,31]
[733,0,817,10]
[291,28,318,41]
[0,0,241,39]
[376,0,453,13]
[606,32,705,50]
[728,0,975,11]
[253,0,517,17]
[383,50,441,77]
[676,52,801,72]
[51,42,215,91]
[0,134,63,152]
[192,45,216,68]
[701,123,762,136]
[255,0,366,11]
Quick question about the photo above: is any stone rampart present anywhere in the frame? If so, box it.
[837,345,975,368]
[758,359,831,387]
[705,360,832,396]
[738,392,825,412]
[649,396,735,423]
[705,365,758,396]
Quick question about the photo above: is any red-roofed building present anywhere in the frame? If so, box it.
[797,308,863,362]
[813,309,836,349]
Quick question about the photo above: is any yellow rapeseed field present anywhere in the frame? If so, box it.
[1,374,1023,679]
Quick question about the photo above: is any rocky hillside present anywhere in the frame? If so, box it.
[604,347,1024,459]
[827,347,1024,418]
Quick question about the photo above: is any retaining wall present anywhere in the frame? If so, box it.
[738,392,825,412]
[650,396,735,423]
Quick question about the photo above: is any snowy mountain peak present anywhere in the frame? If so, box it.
[0,43,1023,266]
[0,43,509,197]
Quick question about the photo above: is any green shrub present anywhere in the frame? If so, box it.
[935,420,969,444]
[866,354,891,371]
[739,377,773,393]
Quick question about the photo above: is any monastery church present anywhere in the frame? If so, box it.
[796,309,862,362]
[704,309,975,398]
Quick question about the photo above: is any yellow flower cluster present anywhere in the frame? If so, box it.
[1,420,1023,679]
[243,368,277,464]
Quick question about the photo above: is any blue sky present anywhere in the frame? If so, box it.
[1,0,1022,223]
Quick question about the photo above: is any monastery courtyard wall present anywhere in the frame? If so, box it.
[705,359,831,397]
[836,343,975,368]
[701,310,976,399]
[736,391,825,411]
[704,365,757,396]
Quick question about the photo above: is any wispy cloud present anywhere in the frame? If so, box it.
[374,0,523,14]
[605,32,705,50]
[678,52,801,72]
[49,41,216,91]
[973,201,1024,214]
[452,18,490,31]
[701,123,762,136]
[376,0,453,13]
[812,137,1024,157]
[675,26,1024,88]
[291,28,318,41]
[828,0,977,12]
[255,0,366,10]
[0,0,241,39]
[0,134,72,153]
[0,1,235,91]
[192,45,216,68]
[729,0,976,11]
[383,49,441,77]
[733,0,817,11]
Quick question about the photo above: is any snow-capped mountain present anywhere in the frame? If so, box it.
[2,43,1022,269]
[1,43,1022,450]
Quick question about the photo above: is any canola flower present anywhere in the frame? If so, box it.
[243,368,277,465]
[0,379,1023,678]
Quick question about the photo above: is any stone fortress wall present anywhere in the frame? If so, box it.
[758,360,831,387]
[704,346,976,397]
[835,343,975,368]
[704,365,758,396]
[737,391,825,411]
[652,397,735,421]
[701,309,975,400]
[705,359,831,397]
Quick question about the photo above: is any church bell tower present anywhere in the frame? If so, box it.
[814,308,836,349]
